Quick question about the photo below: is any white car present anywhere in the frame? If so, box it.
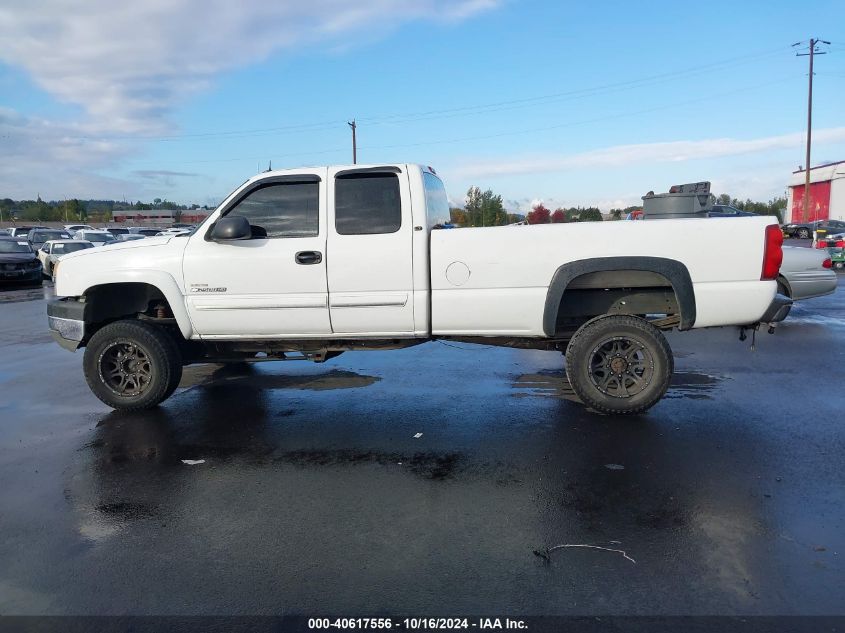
[48,163,787,414]
[64,224,95,233]
[72,229,117,247]
[37,239,95,278]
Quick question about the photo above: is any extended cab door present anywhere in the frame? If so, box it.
[326,166,415,335]
[182,170,332,338]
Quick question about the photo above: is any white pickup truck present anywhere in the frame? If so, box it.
[48,164,788,414]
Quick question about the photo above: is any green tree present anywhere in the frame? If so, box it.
[464,186,506,226]
[465,186,482,226]
[579,207,603,222]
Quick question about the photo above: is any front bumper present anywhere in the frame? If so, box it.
[760,293,793,323]
[47,297,88,351]
[0,266,41,282]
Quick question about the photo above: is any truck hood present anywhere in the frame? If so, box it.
[58,235,176,261]
[54,235,191,298]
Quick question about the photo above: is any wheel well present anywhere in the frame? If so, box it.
[83,282,174,334]
[543,257,696,337]
[776,275,791,297]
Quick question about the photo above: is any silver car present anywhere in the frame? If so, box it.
[777,246,837,312]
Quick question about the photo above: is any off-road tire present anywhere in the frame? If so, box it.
[83,320,183,411]
[565,315,673,415]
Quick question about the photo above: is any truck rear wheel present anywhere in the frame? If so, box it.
[83,320,183,411]
[565,315,673,415]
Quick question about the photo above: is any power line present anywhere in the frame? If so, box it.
[62,46,793,144]
[164,74,801,166]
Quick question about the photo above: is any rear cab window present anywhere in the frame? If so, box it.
[335,173,401,235]
[422,171,451,229]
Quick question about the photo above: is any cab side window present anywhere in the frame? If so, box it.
[335,173,401,235]
[226,180,319,238]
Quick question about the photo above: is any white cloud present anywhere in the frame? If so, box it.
[0,0,497,134]
[0,0,497,200]
[0,107,137,200]
[453,128,845,179]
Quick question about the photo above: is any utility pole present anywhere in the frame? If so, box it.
[794,38,829,223]
[347,119,357,164]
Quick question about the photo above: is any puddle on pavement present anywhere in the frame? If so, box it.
[178,364,380,391]
[512,369,583,403]
[276,449,464,480]
[0,285,51,303]
[512,369,725,402]
[664,371,726,400]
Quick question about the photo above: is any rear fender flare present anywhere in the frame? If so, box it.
[542,256,696,336]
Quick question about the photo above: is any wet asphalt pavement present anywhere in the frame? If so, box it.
[0,276,843,617]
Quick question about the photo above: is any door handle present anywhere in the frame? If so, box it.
[295,251,322,265]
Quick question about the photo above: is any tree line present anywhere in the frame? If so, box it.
[0,197,211,224]
[447,186,788,226]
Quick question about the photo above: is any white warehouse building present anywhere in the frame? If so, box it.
[786,160,845,224]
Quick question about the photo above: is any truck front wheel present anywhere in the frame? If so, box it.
[565,315,673,415]
[83,320,183,411]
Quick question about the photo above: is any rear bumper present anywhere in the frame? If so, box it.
[760,293,793,323]
[47,297,87,351]
[784,271,838,301]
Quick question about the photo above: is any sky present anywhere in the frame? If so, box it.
[0,0,843,213]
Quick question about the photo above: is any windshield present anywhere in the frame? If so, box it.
[0,240,33,253]
[53,242,93,254]
[85,233,116,242]
[33,231,70,241]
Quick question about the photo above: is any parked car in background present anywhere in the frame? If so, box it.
[708,205,757,218]
[782,219,845,239]
[7,226,47,238]
[38,239,95,278]
[27,228,72,250]
[72,229,117,246]
[775,246,837,317]
[116,233,147,242]
[102,227,131,236]
[64,224,95,233]
[128,227,163,237]
[0,235,42,285]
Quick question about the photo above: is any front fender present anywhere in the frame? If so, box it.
[67,270,194,339]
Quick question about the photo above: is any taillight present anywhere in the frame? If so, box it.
[761,224,783,280]
[822,258,832,269]
[816,240,828,248]
[836,240,845,248]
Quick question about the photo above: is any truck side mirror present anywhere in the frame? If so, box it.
[210,215,252,241]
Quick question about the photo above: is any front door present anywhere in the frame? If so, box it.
[183,170,332,338]
[326,167,415,335]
